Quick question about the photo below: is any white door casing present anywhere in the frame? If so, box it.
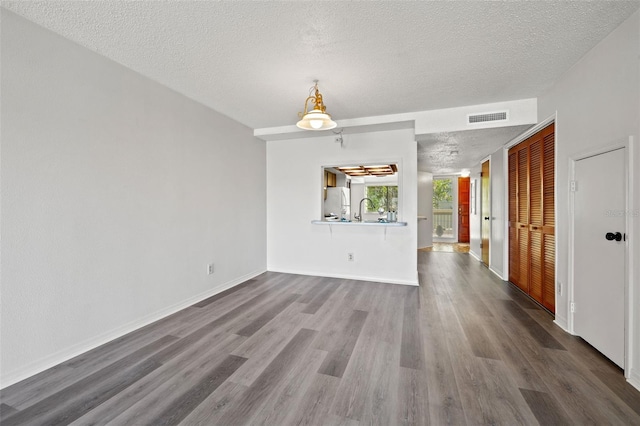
[572,147,626,368]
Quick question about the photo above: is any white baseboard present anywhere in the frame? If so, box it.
[267,267,419,286]
[628,369,640,392]
[0,268,266,389]
[553,315,570,333]
[468,250,481,262]
[489,267,505,280]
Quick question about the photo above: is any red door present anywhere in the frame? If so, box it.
[458,177,470,243]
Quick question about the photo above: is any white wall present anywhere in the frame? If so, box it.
[469,166,483,260]
[489,149,505,278]
[417,171,433,248]
[538,10,639,388]
[0,11,267,386]
[267,129,418,285]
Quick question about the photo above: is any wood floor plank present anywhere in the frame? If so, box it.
[302,280,342,314]
[231,301,307,359]
[297,275,331,303]
[69,332,246,426]
[419,270,467,425]
[0,403,19,421]
[492,296,635,424]
[228,309,312,387]
[286,372,341,425]
[4,358,161,426]
[400,287,425,370]
[309,283,366,343]
[150,287,286,364]
[359,286,404,425]
[2,335,176,426]
[330,287,391,421]
[397,366,429,426]
[148,354,247,425]
[217,328,318,424]
[519,388,572,425]
[318,309,368,378]
[249,348,328,425]
[176,379,248,424]
[590,368,640,416]
[541,349,640,424]
[525,307,620,372]
[456,304,501,360]
[475,311,550,392]
[236,293,300,336]
[435,289,501,425]
[501,300,566,350]
[0,364,79,410]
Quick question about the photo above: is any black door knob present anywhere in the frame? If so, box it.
[605,232,622,241]
[484,217,490,220]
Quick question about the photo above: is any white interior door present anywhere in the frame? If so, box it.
[573,147,626,367]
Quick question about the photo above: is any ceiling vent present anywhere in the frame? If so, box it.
[468,111,508,124]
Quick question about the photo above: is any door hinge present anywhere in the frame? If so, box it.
[570,181,577,192]
[571,302,576,313]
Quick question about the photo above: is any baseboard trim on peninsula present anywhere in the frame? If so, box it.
[0,268,266,389]
[267,268,419,286]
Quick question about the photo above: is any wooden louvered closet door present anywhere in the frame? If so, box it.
[508,124,555,313]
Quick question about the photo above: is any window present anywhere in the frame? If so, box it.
[365,185,398,212]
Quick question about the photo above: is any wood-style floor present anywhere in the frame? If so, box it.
[419,242,470,253]
[2,252,639,425]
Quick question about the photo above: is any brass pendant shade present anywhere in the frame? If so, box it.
[296,81,337,131]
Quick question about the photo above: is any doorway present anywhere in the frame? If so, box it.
[432,177,457,241]
[572,146,627,368]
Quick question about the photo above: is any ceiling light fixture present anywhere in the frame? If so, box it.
[296,80,337,131]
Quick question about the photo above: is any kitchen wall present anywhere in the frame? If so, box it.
[538,10,639,388]
[1,11,267,386]
[267,128,418,285]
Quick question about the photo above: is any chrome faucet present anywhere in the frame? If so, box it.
[354,197,375,222]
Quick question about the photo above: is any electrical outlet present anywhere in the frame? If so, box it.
[207,263,215,275]
[347,253,354,261]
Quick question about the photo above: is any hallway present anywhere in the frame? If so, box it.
[417,251,639,424]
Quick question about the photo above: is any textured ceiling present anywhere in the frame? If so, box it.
[3,0,639,131]
[3,1,638,174]
[417,126,533,174]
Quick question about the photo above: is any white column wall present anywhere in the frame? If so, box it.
[267,129,418,285]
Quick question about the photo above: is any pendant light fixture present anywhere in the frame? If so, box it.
[296,80,337,131]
